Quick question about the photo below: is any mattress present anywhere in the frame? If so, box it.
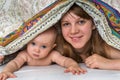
[0,63,120,80]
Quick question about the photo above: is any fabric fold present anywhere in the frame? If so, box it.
[0,0,120,56]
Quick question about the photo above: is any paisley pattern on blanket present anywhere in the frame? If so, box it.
[0,0,63,46]
[0,0,120,56]
[90,0,120,38]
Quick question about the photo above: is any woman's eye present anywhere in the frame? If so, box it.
[78,20,86,24]
[41,45,47,48]
[61,23,70,27]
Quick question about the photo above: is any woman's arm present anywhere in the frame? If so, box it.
[85,54,120,70]
[105,45,120,70]
[85,45,120,70]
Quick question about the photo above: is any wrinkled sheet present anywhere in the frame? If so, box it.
[0,63,120,80]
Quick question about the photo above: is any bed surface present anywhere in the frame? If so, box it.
[0,63,120,80]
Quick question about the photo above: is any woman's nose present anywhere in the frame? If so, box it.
[70,25,79,34]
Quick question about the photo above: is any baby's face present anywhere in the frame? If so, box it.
[27,29,56,60]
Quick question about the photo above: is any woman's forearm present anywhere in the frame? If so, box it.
[106,59,120,70]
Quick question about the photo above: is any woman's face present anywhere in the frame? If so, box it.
[61,12,95,51]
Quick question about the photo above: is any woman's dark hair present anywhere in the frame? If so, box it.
[55,4,107,63]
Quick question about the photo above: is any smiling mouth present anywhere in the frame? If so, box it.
[70,36,83,42]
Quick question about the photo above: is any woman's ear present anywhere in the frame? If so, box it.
[92,25,96,30]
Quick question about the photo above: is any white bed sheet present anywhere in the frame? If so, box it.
[0,63,120,80]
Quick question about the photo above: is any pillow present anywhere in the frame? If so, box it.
[0,0,120,56]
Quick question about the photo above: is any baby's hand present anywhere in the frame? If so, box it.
[0,55,4,63]
[0,71,16,80]
[64,65,87,75]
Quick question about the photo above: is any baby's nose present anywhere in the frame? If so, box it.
[34,47,40,52]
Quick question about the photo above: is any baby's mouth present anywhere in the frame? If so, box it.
[33,54,39,57]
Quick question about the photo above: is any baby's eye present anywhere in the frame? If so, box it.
[31,42,36,46]
[41,45,47,49]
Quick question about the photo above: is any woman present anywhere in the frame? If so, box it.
[55,4,120,70]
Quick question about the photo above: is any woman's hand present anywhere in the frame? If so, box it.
[85,54,112,69]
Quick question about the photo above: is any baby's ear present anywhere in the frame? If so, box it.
[53,44,56,48]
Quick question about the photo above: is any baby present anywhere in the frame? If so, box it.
[0,27,86,80]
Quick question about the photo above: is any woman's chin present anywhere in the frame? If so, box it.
[72,44,84,49]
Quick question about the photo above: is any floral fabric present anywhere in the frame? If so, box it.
[0,0,120,56]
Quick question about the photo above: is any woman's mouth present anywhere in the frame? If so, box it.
[70,36,83,42]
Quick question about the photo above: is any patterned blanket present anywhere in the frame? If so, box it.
[0,0,120,56]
